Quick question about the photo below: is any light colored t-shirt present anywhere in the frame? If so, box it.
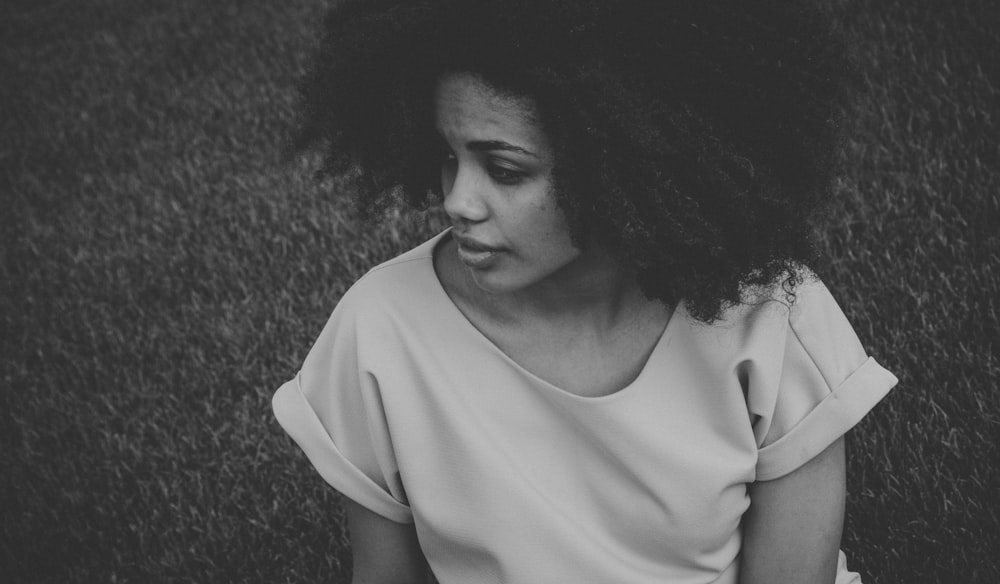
[273,230,897,584]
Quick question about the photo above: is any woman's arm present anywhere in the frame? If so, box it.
[740,437,847,584]
[345,499,430,584]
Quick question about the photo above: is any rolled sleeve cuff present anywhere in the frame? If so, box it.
[756,357,898,481]
[272,378,414,523]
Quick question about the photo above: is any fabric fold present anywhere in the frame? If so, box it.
[756,357,897,481]
[273,376,414,523]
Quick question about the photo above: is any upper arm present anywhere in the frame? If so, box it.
[740,436,846,584]
[345,500,429,584]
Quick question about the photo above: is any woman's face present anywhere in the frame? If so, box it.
[435,72,593,297]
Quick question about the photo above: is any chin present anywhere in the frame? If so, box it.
[468,269,529,296]
[469,273,512,295]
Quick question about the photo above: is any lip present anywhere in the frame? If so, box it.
[453,234,504,268]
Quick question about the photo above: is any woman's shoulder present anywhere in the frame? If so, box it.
[733,270,859,347]
[343,230,445,297]
[676,270,841,352]
[697,271,873,385]
[721,268,834,323]
[327,230,450,330]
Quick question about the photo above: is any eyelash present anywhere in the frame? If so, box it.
[487,162,524,184]
[438,149,525,185]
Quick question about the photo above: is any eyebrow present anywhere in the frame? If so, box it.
[467,140,539,158]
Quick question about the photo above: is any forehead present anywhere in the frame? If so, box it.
[433,72,548,150]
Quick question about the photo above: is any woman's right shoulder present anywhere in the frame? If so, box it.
[333,230,447,319]
[305,230,454,370]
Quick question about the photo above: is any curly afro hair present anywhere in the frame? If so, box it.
[296,0,857,322]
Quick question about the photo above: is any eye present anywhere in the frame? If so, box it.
[436,145,457,196]
[439,146,457,166]
[487,160,525,185]
[434,137,455,162]
[438,145,457,171]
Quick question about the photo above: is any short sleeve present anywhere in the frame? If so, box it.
[750,279,898,481]
[272,286,413,523]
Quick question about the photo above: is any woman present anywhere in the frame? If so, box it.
[274,1,897,582]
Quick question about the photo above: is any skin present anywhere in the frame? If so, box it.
[432,71,672,398]
[345,500,429,584]
[741,437,846,584]
[346,71,848,584]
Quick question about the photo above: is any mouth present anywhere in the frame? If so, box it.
[453,234,504,268]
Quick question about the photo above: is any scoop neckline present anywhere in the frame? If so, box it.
[425,228,678,403]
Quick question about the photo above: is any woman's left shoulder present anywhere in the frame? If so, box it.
[689,269,856,356]
[729,268,840,327]
[733,268,894,398]
[772,271,864,353]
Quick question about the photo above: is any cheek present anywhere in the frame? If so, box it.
[523,181,561,218]
[528,208,576,253]
[533,194,572,236]
[531,198,555,214]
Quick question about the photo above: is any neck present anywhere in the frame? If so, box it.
[435,234,660,334]
[476,244,649,332]
[521,252,636,317]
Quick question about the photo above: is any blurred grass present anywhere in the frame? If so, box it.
[1,0,997,582]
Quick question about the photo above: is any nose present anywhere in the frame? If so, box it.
[442,164,489,224]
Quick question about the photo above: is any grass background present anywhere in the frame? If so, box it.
[1,0,997,582]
